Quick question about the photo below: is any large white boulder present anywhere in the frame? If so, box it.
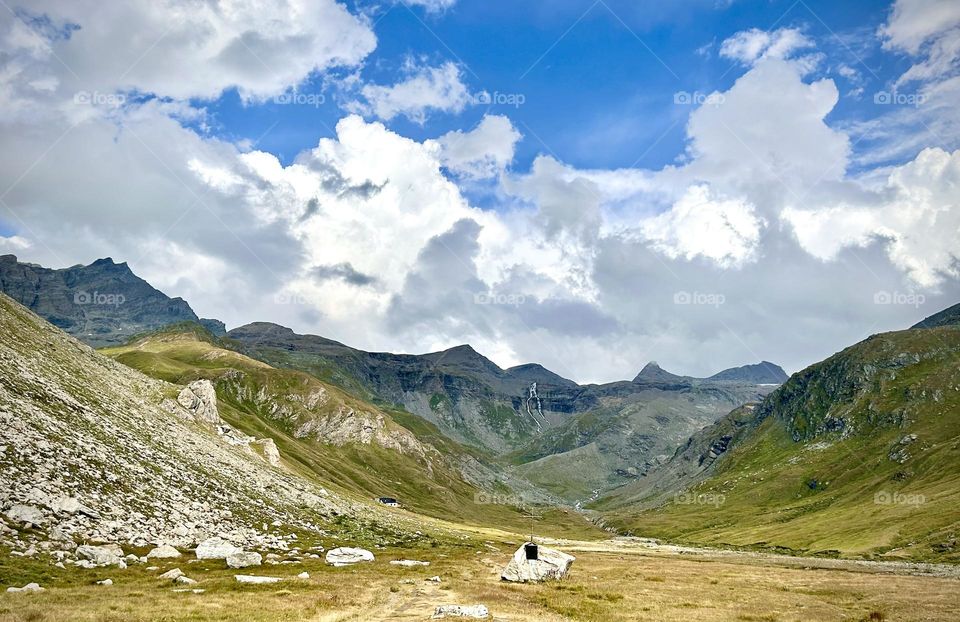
[177,380,221,425]
[325,547,374,567]
[76,544,125,567]
[226,552,262,569]
[500,542,574,583]
[146,545,181,559]
[194,537,242,560]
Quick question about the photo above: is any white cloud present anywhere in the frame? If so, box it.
[640,185,765,268]
[783,147,960,288]
[881,0,960,85]
[354,61,471,123]
[400,0,457,12]
[3,1,376,101]
[433,115,521,178]
[720,27,814,65]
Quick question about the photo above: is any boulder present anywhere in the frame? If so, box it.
[6,583,44,594]
[96,579,113,586]
[390,559,430,567]
[76,544,125,567]
[432,604,489,619]
[146,545,181,559]
[226,552,262,569]
[500,542,574,583]
[195,537,242,560]
[175,576,197,585]
[158,568,184,581]
[325,547,374,567]
[4,504,46,527]
[296,572,310,579]
[177,380,222,425]
[253,439,282,467]
[234,575,282,584]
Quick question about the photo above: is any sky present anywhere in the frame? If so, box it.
[0,0,958,383]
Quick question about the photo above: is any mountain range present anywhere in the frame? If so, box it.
[2,254,958,562]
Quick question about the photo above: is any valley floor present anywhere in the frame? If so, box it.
[2,533,958,622]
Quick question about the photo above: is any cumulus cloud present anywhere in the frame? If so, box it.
[3,1,376,102]
[353,61,472,123]
[433,115,521,178]
[640,185,765,268]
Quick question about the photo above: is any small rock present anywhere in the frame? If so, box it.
[175,576,197,585]
[296,572,310,580]
[158,568,184,581]
[96,579,113,586]
[426,576,442,583]
[390,559,430,567]
[432,604,489,619]
[234,575,283,584]
[226,551,262,569]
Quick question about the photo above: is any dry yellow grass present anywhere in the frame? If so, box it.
[2,537,958,621]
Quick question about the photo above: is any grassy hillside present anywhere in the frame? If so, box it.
[102,324,596,538]
[598,325,960,562]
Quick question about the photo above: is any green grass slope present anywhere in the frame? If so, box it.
[599,325,960,562]
[102,325,596,538]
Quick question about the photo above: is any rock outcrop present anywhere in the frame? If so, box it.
[500,542,574,583]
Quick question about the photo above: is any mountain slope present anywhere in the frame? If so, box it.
[101,323,559,527]
[913,302,960,329]
[0,254,224,347]
[597,323,960,562]
[227,323,777,503]
[0,292,364,553]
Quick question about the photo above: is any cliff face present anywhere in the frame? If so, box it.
[0,255,223,346]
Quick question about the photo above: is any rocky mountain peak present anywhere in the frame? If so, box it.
[633,361,684,383]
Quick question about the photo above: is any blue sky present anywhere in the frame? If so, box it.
[196,0,923,173]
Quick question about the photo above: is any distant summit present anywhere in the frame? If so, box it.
[0,254,224,347]
[708,361,789,384]
[633,362,686,384]
[632,360,788,385]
